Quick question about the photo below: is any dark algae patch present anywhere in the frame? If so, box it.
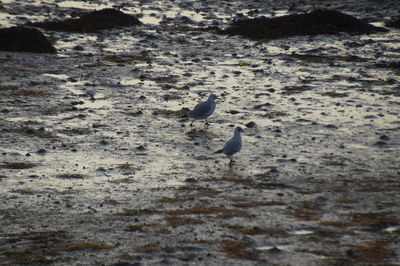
[1,162,36,169]
[56,173,86,179]
[27,8,141,32]
[56,241,114,251]
[223,9,387,41]
[165,216,204,227]
[220,240,260,260]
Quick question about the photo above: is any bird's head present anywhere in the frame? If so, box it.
[209,94,218,101]
[235,126,244,133]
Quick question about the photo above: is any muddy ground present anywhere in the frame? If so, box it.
[1,0,400,265]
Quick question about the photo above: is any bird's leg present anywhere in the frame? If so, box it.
[190,119,195,126]
[205,118,209,125]
[228,155,233,165]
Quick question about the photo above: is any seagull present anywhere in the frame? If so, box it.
[185,93,217,126]
[215,127,244,164]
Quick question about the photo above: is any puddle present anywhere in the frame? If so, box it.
[140,8,206,25]
[256,243,292,251]
[140,12,162,25]
[42,73,70,80]
[384,226,400,233]
[57,1,113,10]
[287,228,316,235]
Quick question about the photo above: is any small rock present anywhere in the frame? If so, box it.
[324,124,338,130]
[227,110,240,114]
[71,100,84,105]
[73,45,84,51]
[346,249,359,258]
[374,140,387,147]
[269,168,279,173]
[100,140,109,145]
[185,178,198,184]
[268,247,282,254]
[245,121,257,128]
[36,148,47,154]
[254,102,272,109]
[136,145,146,151]
[379,135,390,141]
[367,221,399,232]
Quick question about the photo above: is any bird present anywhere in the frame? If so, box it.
[215,127,244,164]
[185,93,217,126]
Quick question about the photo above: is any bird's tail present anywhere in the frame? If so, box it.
[180,112,190,118]
[215,149,223,154]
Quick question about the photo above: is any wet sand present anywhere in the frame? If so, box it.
[1,0,400,265]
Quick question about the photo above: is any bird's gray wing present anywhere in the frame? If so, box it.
[222,138,241,154]
[188,101,211,118]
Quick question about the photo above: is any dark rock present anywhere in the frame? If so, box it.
[27,8,141,33]
[100,140,109,146]
[376,61,400,70]
[71,100,84,105]
[366,221,399,232]
[109,263,141,266]
[185,178,198,184]
[0,26,56,54]
[36,148,47,154]
[324,124,338,130]
[346,249,359,258]
[136,145,146,151]
[268,247,282,254]
[386,18,400,28]
[374,140,387,147]
[380,135,390,141]
[73,45,84,51]
[223,9,387,41]
[269,168,279,173]
[227,110,240,114]
[254,103,273,109]
[245,121,257,128]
